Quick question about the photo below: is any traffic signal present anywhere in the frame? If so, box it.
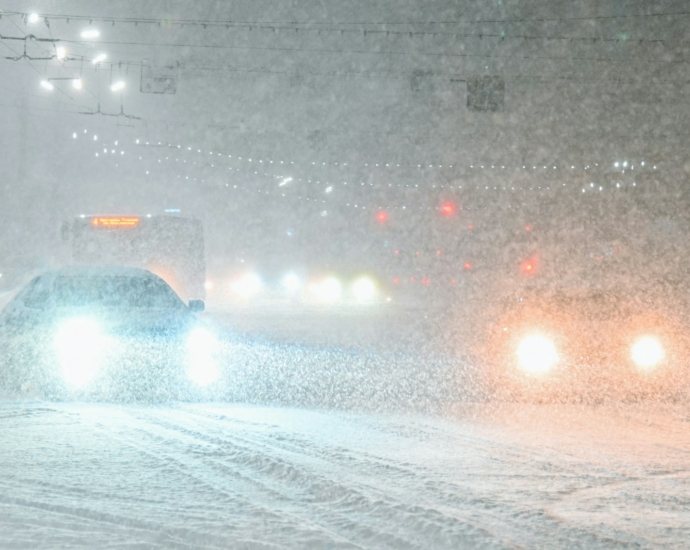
[440,202,456,216]
[376,211,388,223]
[521,256,538,275]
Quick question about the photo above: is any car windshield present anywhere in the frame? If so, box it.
[52,276,183,308]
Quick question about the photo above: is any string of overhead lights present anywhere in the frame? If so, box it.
[71,128,662,218]
[122,135,659,175]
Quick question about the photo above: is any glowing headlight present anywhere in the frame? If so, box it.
[516,334,559,374]
[283,273,301,292]
[186,327,220,386]
[54,318,111,388]
[231,273,261,298]
[631,336,664,370]
[314,277,342,302]
[353,277,377,302]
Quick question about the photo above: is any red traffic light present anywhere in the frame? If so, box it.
[376,211,388,223]
[440,202,456,216]
[521,256,538,275]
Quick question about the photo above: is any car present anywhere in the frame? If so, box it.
[473,286,690,402]
[0,266,223,401]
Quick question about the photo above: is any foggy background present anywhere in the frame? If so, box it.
[1,0,688,281]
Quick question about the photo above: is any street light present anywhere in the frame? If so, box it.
[81,29,100,39]
[110,81,125,92]
[40,80,54,90]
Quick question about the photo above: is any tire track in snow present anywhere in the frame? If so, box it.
[120,406,640,549]
[72,406,366,550]
[1,403,689,548]
[99,406,509,549]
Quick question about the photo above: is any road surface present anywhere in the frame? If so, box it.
[0,401,688,549]
[1,302,688,548]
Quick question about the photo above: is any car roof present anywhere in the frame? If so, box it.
[42,266,158,279]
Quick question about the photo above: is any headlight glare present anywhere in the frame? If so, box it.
[186,328,220,386]
[353,277,377,302]
[631,336,664,370]
[54,318,110,388]
[516,334,559,374]
[319,277,342,302]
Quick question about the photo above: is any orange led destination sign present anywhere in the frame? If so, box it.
[91,216,140,228]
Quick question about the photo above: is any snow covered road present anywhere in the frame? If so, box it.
[0,402,688,549]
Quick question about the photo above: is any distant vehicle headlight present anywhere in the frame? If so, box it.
[315,277,342,302]
[231,273,261,298]
[516,334,559,374]
[186,327,220,386]
[54,318,111,388]
[631,336,664,370]
[352,277,377,302]
[283,273,301,292]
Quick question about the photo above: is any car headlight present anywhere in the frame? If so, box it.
[231,273,261,298]
[54,318,111,388]
[631,336,664,370]
[314,277,342,302]
[186,327,220,386]
[516,334,559,374]
[352,277,377,302]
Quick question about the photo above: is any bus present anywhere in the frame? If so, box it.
[61,215,205,301]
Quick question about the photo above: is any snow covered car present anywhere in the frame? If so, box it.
[0,266,223,400]
[476,287,690,402]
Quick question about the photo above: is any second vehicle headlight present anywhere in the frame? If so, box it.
[186,327,220,386]
[631,336,664,370]
[516,334,559,374]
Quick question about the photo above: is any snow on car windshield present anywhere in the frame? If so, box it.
[52,276,183,308]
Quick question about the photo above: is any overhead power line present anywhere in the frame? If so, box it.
[1,11,689,47]
[2,8,690,27]
[0,14,108,111]
[0,33,57,42]
[61,37,690,65]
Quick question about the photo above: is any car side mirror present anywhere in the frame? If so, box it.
[189,300,205,313]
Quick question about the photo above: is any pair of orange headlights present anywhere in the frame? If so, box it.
[516,334,665,374]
